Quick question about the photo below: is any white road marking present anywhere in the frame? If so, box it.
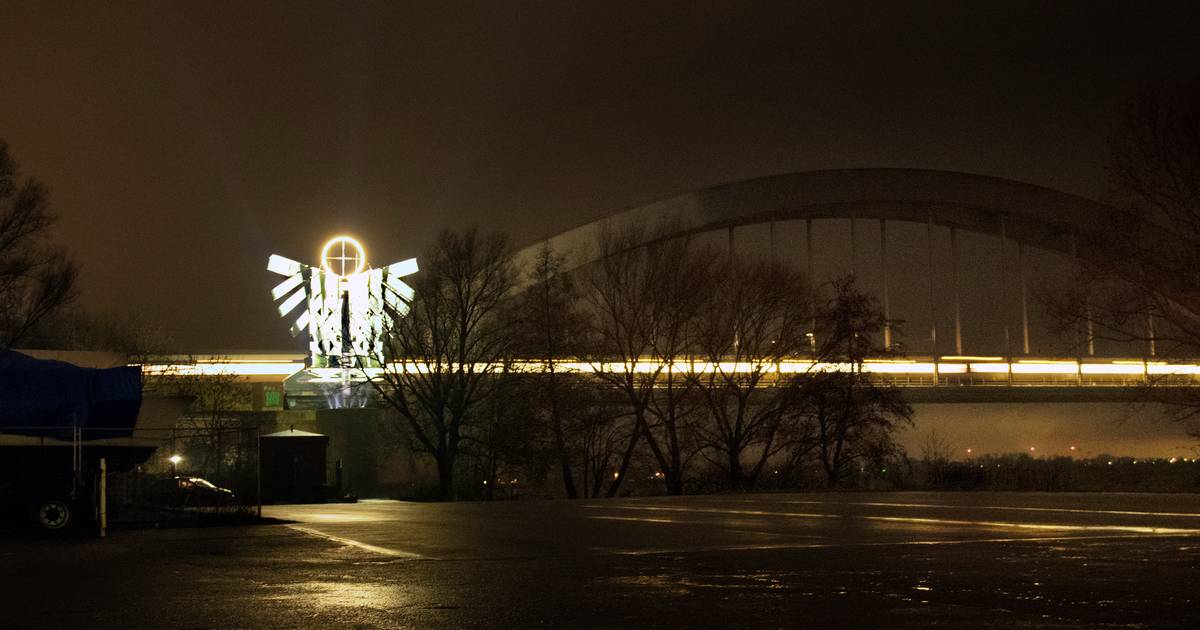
[864,514,1200,535]
[597,533,1190,556]
[589,515,681,524]
[288,525,427,559]
[764,498,1200,519]
[584,504,839,520]
[585,504,1200,536]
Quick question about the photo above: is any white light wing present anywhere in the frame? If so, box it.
[271,273,304,299]
[385,258,419,277]
[267,254,304,277]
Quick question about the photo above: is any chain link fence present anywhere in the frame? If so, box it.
[104,424,262,527]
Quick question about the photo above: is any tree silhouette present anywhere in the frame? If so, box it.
[0,140,76,351]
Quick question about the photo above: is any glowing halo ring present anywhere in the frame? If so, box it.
[320,235,368,277]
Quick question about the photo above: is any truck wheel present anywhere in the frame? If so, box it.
[32,498,73,532]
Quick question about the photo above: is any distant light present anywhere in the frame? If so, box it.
[1029,447,1036,452]
[1069,446,1077,451]
[482,480,488,485]
[965,448,973,455]
[320,235,367,277]
[168,454,183,465]
[613,471,620,479]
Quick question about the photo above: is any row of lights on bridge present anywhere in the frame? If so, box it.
[963,447,1196,464]
[962,446,1079,456]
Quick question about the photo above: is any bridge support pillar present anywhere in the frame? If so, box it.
[881,218,891,350]
[850,216,858,277]
[926,212,938,357]
[1019,241,1030,355]
[807,218,816,353]
[951,226,963,355]
[999,218,1012,361]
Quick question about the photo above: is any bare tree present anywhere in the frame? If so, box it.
[26,310,172,364]
[0,140,77,351]
[1076,81,1200,350]
[505,244,637,499]
[470,378,547,500]
[370,227,516,500]
[139,356,252,494]
[579,222,713,495]
[174,367,251,484]
[919,428,955,488]
[689,255,815,490]
[1043,79,1200,424]
[506,246,580,496]
[803,278,913,487]
[576,402,632,498]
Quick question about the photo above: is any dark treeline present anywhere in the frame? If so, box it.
[371,222,914,500]
[913,454,1200,493]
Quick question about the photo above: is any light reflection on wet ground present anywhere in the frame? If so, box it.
[257,493,1200,627]
[262,579,408,610]
[5,492,1200,628]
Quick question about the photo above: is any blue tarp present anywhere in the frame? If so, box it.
[0,351,142,439]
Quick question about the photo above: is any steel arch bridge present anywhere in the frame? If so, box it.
[517,168,1110,263]
[137,169,1200,409]
[515,168,1124,359]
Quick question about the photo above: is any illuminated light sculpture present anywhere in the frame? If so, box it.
[267,236,417,406]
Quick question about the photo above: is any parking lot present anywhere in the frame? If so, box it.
[4,492,1200,628]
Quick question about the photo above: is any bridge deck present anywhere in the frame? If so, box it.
[135,354,1200,404]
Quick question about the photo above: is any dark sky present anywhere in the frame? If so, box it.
[2,1,1198,351]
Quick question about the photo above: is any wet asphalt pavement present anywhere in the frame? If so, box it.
[4,492,1200,628]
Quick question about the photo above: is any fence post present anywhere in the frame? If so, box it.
[256,426,262,519]
[99,457,107,538]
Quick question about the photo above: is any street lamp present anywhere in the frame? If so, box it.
[169,454,183,475]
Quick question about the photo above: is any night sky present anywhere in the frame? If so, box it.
[2,2,1198,350]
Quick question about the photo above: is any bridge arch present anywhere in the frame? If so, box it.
[515,169,1121,358]
[516,168,1112,270]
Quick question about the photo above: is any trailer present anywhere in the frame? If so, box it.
[0,351,153,533]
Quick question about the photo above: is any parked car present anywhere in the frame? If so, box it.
[147,477,236,508]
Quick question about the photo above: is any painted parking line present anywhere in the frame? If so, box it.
[760,498,1200,519]
[584,504,1200,536]
[288,525,429,559]
[588,515,682,524]
[594,532,1193,556]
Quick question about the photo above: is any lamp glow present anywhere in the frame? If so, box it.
[320,235,367,277]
